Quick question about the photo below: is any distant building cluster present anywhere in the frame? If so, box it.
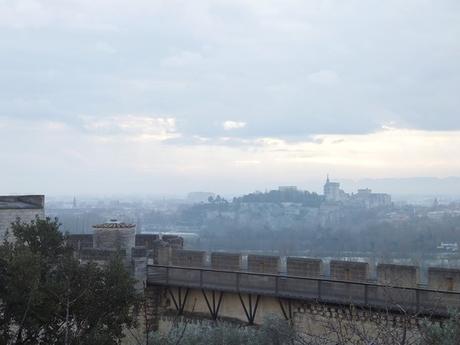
[323,176,392,208]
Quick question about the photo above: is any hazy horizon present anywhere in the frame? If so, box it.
[1,0,459,196]
[9,176,460,201]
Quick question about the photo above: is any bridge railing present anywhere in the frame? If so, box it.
[147,264,460,316]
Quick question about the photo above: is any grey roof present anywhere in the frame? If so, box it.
[0,195,45,210]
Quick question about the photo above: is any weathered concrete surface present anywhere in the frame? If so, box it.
[330,260,369,282]
[0,208,45,241]
[287,257,323,277]
[171,249,206,267]
[211,252,242,270]
[152,286,423,343]
[428,267,460,291]
[93,225,136,260]
[377,263,419,288]
[247,254,280,274]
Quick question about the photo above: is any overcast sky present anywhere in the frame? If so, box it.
[1,0,459,196]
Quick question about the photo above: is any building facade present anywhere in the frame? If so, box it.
[0,195,45,240]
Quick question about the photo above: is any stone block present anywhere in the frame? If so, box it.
[171,249,206,267]
[286,257,323,277]
[211,252,242,270]
[428,267,460,291]
[377,264,419,288]
[247,254,280,274]
[330,260,369,282]
[135,234,160,249]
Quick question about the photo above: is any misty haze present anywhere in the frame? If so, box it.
[1,1,460,345]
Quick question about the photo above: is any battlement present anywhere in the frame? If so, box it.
[247,254,280,274]
[377,263,419,288]
[165,250,460,292]
[330,260,369,281]
[287,257,322,277]
[428,267,460,291]
[211,252,242,270]
[171,249,206,267]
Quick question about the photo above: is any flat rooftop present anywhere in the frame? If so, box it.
[0,195,45,210]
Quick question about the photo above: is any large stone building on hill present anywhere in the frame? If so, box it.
[323,177,392,209]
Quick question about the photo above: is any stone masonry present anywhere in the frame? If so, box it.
[247,254,280,274]
[287,257,323,277]
[211,252,242,270]
[330,260,369,281]
[377,263,419,288]
[0,195,45,241]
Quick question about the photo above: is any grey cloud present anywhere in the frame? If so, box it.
[0,0,459,141]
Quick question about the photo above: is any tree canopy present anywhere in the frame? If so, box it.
[0,217,138,345]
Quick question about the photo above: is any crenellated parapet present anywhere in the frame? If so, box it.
[165,249,460,292]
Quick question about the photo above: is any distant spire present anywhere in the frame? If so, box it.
[326,174,330,184]
[72,196,77,209]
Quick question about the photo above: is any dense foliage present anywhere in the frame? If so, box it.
[0,217,138,345]
[420,311,460,345]
[234,189,323,207]
[149,316,297,345]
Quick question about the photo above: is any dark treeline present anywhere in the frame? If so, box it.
[233,189,323,206]
[196,215,460,257]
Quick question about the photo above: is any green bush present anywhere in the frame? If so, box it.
[149,315,296,345]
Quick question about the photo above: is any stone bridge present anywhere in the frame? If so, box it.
[144,250,460,337]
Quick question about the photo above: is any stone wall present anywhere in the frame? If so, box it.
[428,267,460,291]
[286,257,322,277]
[377,264,419,288]
[247,254,280,274]
[132,247,148,291]
[153,286,426,342]
[135,234,160,249]
[154,247,171,265]
[211,252,242,270]
[68,234,93,251]
[93,227,136,260]
[171,249,206,267]
[330,260,369,281]
[0,208,45,241]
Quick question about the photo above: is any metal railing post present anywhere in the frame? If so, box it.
[275,276,279,295]
[416,289,420,313]
[200,269,203,288]
[364,284,368,305]
[166,266,169,285]
[317,280,322,300]
[236,272,240,292]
